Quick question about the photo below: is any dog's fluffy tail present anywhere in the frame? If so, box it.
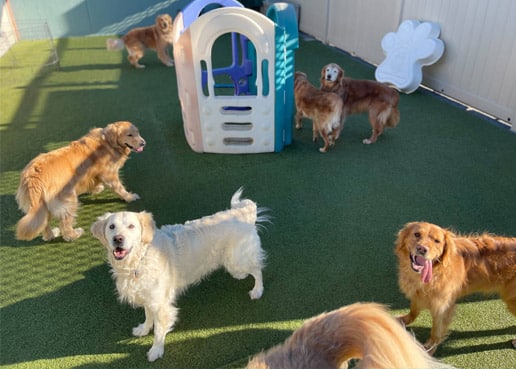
[106,38,125,51]
[247,302,453,369]
[231,188,270,227]
[386,105,400,128]
[15,183,49,241]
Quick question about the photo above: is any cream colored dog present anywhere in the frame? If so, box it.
[90,189,268,362]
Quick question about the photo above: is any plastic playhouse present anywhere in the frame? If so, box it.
[172,0,299,153]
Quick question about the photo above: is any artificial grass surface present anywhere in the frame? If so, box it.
[1,35,515,368]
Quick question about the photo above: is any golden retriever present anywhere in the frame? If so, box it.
[106,14,174,68]
[16,121,145,242]
[395,221,516,353]
[247,302,452,369]
[294,71,344,152]
[90,189,268,362]
[320,63,400,144]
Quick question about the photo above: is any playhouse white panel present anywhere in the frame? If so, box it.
[186,8,277,153]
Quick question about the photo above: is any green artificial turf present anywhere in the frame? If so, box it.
[1,35,515,369]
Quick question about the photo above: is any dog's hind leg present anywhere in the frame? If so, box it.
[319,128,332,152]
[51,195,83,241]
[126,45,145,68]
[501,279,516,348]
[42,211,60,241]
[363,108,385,144]
[248,269,264,300]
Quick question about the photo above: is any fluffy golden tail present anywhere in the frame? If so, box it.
[386,105,400,127]
[106,38,125,51]
[248,302,452,369]
[15,183,49,241]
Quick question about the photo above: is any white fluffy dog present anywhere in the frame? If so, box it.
[90,189,268,362]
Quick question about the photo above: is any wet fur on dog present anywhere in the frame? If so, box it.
[320,63,400,144]
[247,302,452,369]
[16,121,145,242]
[395,221,516,353]
[91,189,268,362]
[294,71,344,152]
[107,14,174,68]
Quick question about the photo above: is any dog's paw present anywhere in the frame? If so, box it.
[362,138,373,144]
[125,193,140,202]
[249,286,263,300]
[92,184,105,195]
[147,345,164,362]
[423,341,439,355]
[133,323,151,337]
[62,228,84,242]
[43,227,60,241]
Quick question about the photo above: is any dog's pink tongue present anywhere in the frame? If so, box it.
[419,257,433,283]
[136,146,144,153]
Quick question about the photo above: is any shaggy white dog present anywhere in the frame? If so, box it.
[90,189,268,361]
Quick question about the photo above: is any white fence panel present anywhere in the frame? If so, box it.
[290,0,515,128]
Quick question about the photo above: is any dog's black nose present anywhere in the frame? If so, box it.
[113,235,124,245]
[416,245,428,256]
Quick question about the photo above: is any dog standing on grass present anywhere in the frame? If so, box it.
[294,71,344,152]
[320,63,400,144]
[395,221,516,354]
[106,14,174,68]
[16,121,145,242]
[91,189,268,362]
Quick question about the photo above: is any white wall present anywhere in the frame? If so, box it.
[286,0,515,129]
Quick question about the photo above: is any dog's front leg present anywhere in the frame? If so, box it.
[133,306,154,337]
[295,110,303,129]
[103,174,140,202]
[425,303,456,354]
[147,304,178,362]
[157,48,174,67]
[397,299,421,327]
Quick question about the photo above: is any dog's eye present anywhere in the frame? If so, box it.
[128,134,133,137]
[128,224,135,229]
[109,224,115,230]
[434,238,441,243]
[414,232,421,238]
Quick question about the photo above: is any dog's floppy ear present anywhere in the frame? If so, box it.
[137,211,156,245]
[102,122,118,146]
[90,212,112,247]
[438,227,456,266]
[320,65,327,86]
[395,222,418,253]
[336,66,345,87]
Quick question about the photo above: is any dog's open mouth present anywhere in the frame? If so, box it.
[113,247,131,260]
[410,254,433,283]
[126,143,144,153]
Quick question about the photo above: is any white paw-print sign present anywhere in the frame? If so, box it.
[375,20,444,93]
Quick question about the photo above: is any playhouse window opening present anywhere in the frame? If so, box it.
[222,122,253,131]
[221,106,252,115]
[200,32,259,97]
[223,137,254,146]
